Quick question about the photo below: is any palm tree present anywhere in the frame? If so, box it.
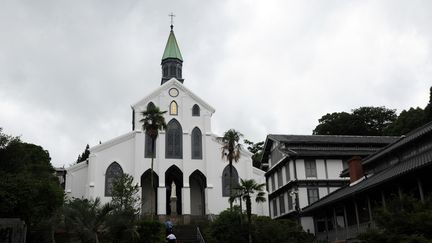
[230,178,266,243]
[219,129,243,209]
[140,105,167,219]
[64,198,113,243]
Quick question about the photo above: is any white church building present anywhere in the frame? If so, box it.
[65,25,268,219]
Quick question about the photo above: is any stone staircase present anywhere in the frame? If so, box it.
[174,225,198,243]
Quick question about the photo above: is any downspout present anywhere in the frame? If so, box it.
[131,106,135,131]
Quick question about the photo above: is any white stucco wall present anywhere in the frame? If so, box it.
[65,162,88,199]
[298,187,309,208]
[326,159,344,179]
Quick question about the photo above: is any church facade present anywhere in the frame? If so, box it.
[65,26,268,218]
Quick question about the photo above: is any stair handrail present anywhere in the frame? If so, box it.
[197,226,206,243]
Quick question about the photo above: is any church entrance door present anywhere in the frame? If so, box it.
[141,169,158,216]
[189,170,206,216]
[165,165,183,215]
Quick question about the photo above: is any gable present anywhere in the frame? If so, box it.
[132,78,215,114]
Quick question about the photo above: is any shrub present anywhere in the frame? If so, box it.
[136,220,164,243]
[209,208,248,243]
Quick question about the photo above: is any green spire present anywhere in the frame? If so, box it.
[162,28,183,61]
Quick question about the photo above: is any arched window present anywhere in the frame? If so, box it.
[222,165,239,197]
[105,162,123,197]
[170,101,178,115]
[144,102,157,158]
[192,104,200,116]
[191,127,202,159]
[145,133,155,158]
[166,119,182,159]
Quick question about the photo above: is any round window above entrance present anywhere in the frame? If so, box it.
[169,88,179,97]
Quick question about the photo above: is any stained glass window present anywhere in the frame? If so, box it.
[166,119,182,159]
[105,162,123,197]
[191,127,202,159]
[170,101,178,115]
[222,165,239,197]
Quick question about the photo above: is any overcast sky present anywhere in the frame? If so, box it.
[1,0,431,167]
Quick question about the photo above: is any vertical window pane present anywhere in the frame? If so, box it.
[271,174,276,192]
[165,119,182,159]
[222,165,239,197]
[288,193,293,210]
[307,188,319,204]
[170,66,176,76]
[305,159,317,178]
[277,168,283,188]
[192,104,200,116]
[170,101,178,115]
[105,162,123,197]
[191,127,202,159]
[279,194,285,214]
[285,163,290,181]
[272,199,278,217]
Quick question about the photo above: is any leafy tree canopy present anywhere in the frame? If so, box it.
[76,144,90,163]
[111,173,140,214]
[313,107,397,136]
[384,107,426,136]
[313,86,432,136]
[0,128,64,240]
[244,139,264,168]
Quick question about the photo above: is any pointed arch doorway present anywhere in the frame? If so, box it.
[190,170,207,216]
[165,165,183,215]
[141,169,158,216]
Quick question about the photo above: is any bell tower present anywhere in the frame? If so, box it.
[161,15,183,85]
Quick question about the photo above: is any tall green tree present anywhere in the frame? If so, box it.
[64,198,113,243]
[230,179,266,224]
[219,129,243,209]
[230,179,266,243]
[140,106,167,219]
[244,139,264,169]
[76,144,90,163]
[107,174,140,242]
[111,173,140,213]
[0,128,64,241]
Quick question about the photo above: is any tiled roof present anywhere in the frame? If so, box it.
[362,122,432,165]
[268,134,398,145]
[302,122,432,214]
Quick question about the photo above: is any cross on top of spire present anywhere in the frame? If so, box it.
[169,12,175,30]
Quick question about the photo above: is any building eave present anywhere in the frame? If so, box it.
[90,131,141,153]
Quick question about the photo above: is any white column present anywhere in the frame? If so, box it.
[157,187,166,215]
[87,154,97,199]
[182,187,191,215]
[205,187,210,215]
